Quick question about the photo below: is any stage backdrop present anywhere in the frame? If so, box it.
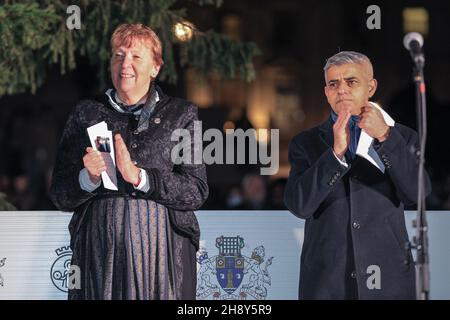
[0,211,449,300]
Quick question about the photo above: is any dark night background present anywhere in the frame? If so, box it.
[1,0,449,211]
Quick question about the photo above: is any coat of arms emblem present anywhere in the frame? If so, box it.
[197,236,273,300]
[50,246,72,292]
[0,257,6,287]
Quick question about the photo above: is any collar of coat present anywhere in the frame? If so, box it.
[102,84,168,133]
[105,89,156,115]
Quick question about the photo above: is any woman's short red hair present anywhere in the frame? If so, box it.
[110,23,164,67]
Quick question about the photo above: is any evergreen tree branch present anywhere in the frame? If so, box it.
[0,0,260,97]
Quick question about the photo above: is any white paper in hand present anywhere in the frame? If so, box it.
[87,121,118,190]
[356,102,395,173]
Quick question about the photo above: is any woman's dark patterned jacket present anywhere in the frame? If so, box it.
[49,86,209,249]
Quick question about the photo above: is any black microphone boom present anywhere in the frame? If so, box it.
[403,31,429,300]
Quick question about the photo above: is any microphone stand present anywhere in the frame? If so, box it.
[409,52,430,300]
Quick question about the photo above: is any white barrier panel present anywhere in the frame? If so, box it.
[0,211,449,300]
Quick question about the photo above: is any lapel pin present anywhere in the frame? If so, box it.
[154,117,161,124]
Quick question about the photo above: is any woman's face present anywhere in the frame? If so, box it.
[110,39,159,102]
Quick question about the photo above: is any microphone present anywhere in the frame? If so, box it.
[403,32,425,67]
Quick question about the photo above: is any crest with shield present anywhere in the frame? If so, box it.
[215,236,245,294]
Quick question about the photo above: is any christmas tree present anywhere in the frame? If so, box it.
[0,0,260,96]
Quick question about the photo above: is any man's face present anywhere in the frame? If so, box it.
[324,62,377,115]
[111,39,159,100]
